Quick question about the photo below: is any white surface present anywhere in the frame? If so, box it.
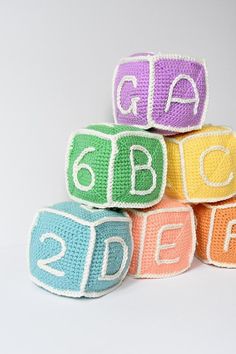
[1,246,236,354]
[0,0,236,353]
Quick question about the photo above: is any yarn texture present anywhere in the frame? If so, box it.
[27,49,236,300]
[113,53,208,134]
[128,196,196,278]
[66,123,167,208]
[29,202,133,298]
[194,197,236,268]
[165,125,236,203]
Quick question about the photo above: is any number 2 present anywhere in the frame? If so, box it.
[37,233,66,277]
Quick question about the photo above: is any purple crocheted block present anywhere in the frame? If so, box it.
[113,53,208,134]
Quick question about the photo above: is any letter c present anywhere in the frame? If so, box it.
[200,145,234,187]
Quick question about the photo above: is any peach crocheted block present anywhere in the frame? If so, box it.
[128,196,196,278]
[194,197,236,268]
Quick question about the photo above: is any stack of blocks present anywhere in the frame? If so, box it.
[28,52,236,299]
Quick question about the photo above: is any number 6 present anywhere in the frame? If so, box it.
[72,147,96,191]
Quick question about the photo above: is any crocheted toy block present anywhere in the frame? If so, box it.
[113,53,208,135]
[128,196,196,278]
[29,202,133,298]
[166,125,236,203]
[194,198,236,268]
[66,124,167,208]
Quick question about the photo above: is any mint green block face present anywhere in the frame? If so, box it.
[66,124,167,208]
[67,132,111,204]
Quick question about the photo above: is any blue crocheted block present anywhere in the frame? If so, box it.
[29,202,133,298]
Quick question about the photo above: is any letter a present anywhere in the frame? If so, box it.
[165,74,199,115]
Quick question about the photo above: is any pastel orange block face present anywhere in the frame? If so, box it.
[128,197,196,278]
[194,198,236,267]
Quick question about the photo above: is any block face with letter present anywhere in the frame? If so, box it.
[194,198,236,267]
[128,197,196,278]
[113,53,208,135]
[166,125,236,203]
[66,124,167,208]
[29,202,133,298]
[113,59,150,126]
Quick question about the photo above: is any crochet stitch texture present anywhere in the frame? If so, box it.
[165,125,236,203]
[113,53,208,135]
[28,50,236,297]
[66,123,167,208]
[194,198,236,268]
[29,202,133,298]
[128,196,196,278]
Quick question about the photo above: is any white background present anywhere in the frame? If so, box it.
[0,1,236,353]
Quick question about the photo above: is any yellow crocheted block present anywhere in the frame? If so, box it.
[166,125,236,203]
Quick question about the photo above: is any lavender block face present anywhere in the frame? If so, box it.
[113,53,208,134]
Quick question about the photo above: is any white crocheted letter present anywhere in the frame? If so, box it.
[155,224,183,264]
[99,237,129,281]
[165,74,199,115]
[224,219,236,252]
[199,146,234,188]
[117,75,140,116]
[130,145,157,196]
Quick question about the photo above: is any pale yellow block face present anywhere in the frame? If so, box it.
[166,125,236,202]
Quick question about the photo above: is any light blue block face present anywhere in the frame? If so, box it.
[29,202,132,298]
[85,220,133,293]
[29,210,91,295]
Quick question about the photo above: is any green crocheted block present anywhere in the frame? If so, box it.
[66,124,167,208]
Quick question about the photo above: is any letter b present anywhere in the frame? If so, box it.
[130,145,157,196]
[66,124,167,209]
